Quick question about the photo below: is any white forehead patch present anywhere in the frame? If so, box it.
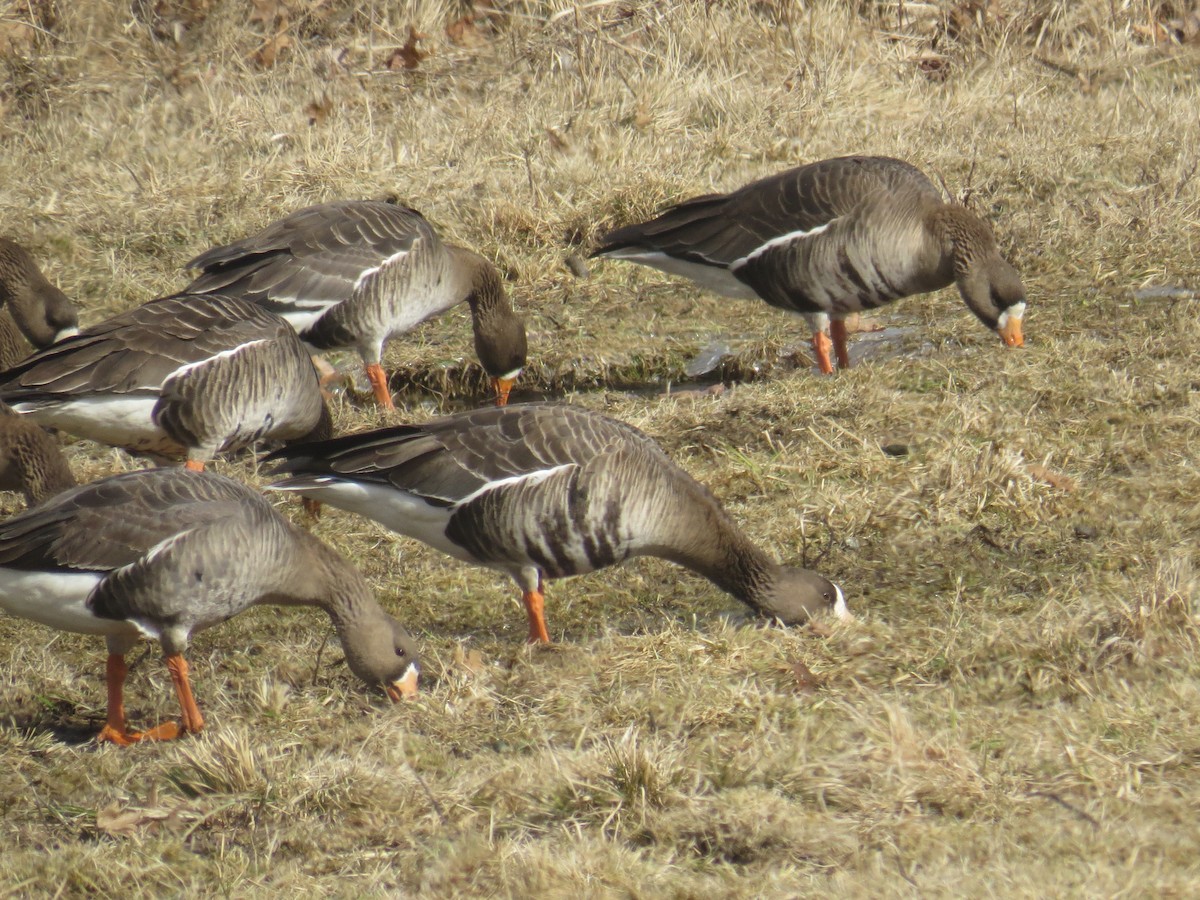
[997,301,1026,329]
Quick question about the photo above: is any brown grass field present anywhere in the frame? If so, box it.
[1,0,1200,895]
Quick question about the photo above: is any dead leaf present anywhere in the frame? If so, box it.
[97,802,144,838]
[96,802,182,838]
[446,14,488,48]
[451,644,485,676]
[387,26,429,70]
[253,32,290,68]
[1027,463,1076,492]
[305,93,332,126]
[789,660,823,694]
[545,127,569,152]
[249,0,282,27]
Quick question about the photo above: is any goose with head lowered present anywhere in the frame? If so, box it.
[0,292,331,471]
[265,402,847,643]
[184,200,528,409]
[0,237,80,369]
[592,155,1026,374]
[0,468,419,746]
[0,400,75,507]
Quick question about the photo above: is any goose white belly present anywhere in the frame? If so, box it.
[13,395,179,455]
[269,480,471,563]
[598,249,759,299]
[277,305,334,335]
[0,569,139,637]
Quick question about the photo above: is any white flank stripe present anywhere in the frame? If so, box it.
[456,464,575,507]
[54,327,79,341]
[730,222,832,270]
[168,339,271,381]
[141,529,196,566]
[353,248,410,292]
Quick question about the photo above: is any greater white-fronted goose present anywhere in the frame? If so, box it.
[0,238,80,369]
[0,401,75,506]
[0,468,419,745]
[184,200,528,409]
[592,155,1026,374]
[266,402,847,643]
[0,293,331,470]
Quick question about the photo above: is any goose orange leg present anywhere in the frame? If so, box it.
[96,654,137,746]
[365,363,395,410]
[130,654,200,742]
[184,460,206,472]
[521,586,551,643]
[811,330,835,375]
[829,318,852,370]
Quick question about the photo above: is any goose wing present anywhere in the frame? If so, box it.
[594,155,940,268]
[0,469,258,572]
[184,201,435,316]
[266,403,660,505]
[0,294,289,401]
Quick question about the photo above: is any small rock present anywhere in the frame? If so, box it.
[565,253,590,278]
[881,443,909,457]
[1073,523,1099,540]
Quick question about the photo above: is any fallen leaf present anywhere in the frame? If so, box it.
[789,660,823,694]
[451,644,485,676]
[96,802,144,838]
[545,126,569,152]
[249,0,282,27]
[1027,463,1076,492]
[446,14,487,48]
[305,93,332,126]
[387,26,429,70]
[253,32,290,68]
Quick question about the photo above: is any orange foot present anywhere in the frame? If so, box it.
[131,721,184,742]
[96,723,138,747]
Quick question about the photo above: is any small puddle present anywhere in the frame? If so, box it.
[333,322,934,412]
[1133,285,1200,301]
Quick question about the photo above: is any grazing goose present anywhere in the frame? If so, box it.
[592,155,1026,374]
[265,403,847,643]
[0,401,75,506]
[0,293,331,470]
[0,238,80,369]
[184,200,528,409]
[0,468,419,745]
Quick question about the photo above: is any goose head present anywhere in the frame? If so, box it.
[753,566,849,626]
[0,239,79,347]
[342,615,421,701]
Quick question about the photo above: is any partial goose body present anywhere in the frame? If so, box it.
[185,200,528,409]
[266,403,846,643]
[0,293,331,469]
[0,400,75,506]
[592,155,1026,374]
[0,238,80,369]
[0,468,419,745]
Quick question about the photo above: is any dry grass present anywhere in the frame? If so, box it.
[2,0,1200,895]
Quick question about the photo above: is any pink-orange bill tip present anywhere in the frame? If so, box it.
[386,666,419,701]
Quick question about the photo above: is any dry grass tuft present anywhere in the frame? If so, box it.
[0,0,1199,894]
